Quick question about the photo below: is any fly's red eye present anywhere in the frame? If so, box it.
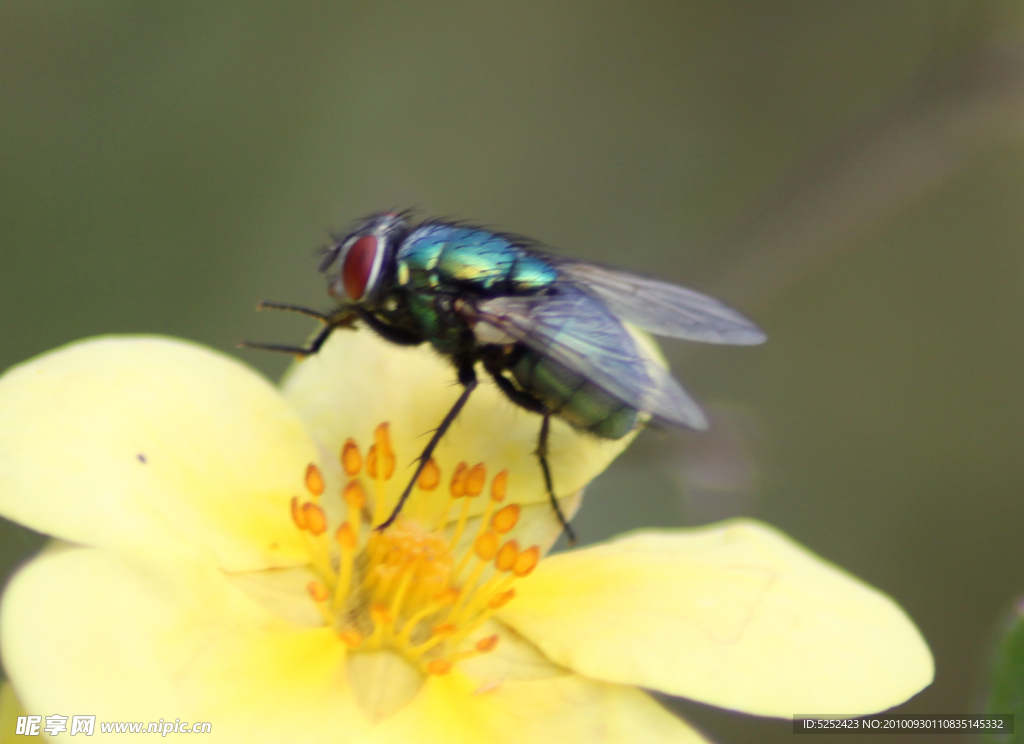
[342,235,378,300]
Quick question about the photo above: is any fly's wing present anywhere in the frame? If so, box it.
[549,258,766,345]
[474,287,709,430]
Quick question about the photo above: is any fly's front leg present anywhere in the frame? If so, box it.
[240,320,337,357]
[377,362,478,531]
[240,305,356,357]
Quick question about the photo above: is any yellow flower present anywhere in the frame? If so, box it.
[0,331,932,743]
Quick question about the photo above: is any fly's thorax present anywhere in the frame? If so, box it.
[396,224,557,297]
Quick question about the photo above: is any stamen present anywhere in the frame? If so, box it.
[305,463,325,496]
[447,462,473,549]
[450,462,469,498]
[426,660,452,676]
[495,539,519,572]
[290,496,306,530]
[465,463,486,497]
[333,522,357,611]
[307,580,330,603]
[368,604,392,647]
[307,580,334,626]
[513,546,540,577]
[448,634,501,664]
[343,480,366,541]
[474,531,499,561]
[491,469,508,502]
[339,630,363,649]
[301,502,327,536]
[287,423,540,679]
[418,458,440,491]
[341,439,362,477]
[491,504,520,534]
[488,588,515,610]
[366,445,378,479]
[374,423,396,480]
[475,634,499,653]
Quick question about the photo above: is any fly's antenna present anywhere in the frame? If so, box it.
[318,236,344,273]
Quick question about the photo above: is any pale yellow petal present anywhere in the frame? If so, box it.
[0,336,316,570]
[281,330,634,521]
[0,545,368,743]
[358,670,709,744]
[0,681,26,744]
[499,519,933,717]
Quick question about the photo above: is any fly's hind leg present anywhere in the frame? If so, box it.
[536,413,577,546]
[486,365,577,546]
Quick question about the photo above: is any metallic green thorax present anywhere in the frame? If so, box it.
[379,223,636,439]
[397,224,557,294]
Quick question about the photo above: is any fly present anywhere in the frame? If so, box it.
[245,213,766,543]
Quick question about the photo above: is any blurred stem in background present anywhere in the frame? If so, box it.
[708,14,1024,310]
[638,10,1024,533]
[982,598,1024,744]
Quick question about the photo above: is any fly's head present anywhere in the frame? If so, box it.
[322,212,408,308]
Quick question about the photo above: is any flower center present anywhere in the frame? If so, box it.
[289,423,539,677]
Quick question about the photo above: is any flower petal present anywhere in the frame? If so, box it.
[358,670,709,744]
[499,519,933,716]
[0,337,317,570]
[1,544,368,743]
[0,681,26,744]
[281,330,635,520]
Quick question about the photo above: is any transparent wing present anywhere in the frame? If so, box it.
[549,258,766,345]
[475,287,708,430]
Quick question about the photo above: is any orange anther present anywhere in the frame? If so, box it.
[290,496,306,530]
[374,424,395,480]
[341,439,362,477]
[304,463,325,496]
[431,623,458,638]
[366,445,378,479]
[336,522,357,550]
[343,480,366,510]
[495,539,520,572]
[380,451,396,481]
[339,629,363,649]
[490,469,508,502]
[426,659,452,676]
[465,463,486,497]
[474,531,499,561]
[434,588,460,606]
[450,462,468,498]
[306,581,329,603]
[374,422,393,457]
[418,458,440,491]
[512,546,540,577]
[370,604,392,625]
[487,588,516,610]
[475,634,499,653]
[301,502,328,536]
[491,504,520,534]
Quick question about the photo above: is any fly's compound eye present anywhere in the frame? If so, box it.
[342,234,379,301]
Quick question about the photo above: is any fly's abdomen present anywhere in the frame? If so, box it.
[509,351,638,439]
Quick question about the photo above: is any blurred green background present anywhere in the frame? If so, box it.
[2,1,1024,741]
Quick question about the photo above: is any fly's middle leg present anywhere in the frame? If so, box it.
[485,364,576,545]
